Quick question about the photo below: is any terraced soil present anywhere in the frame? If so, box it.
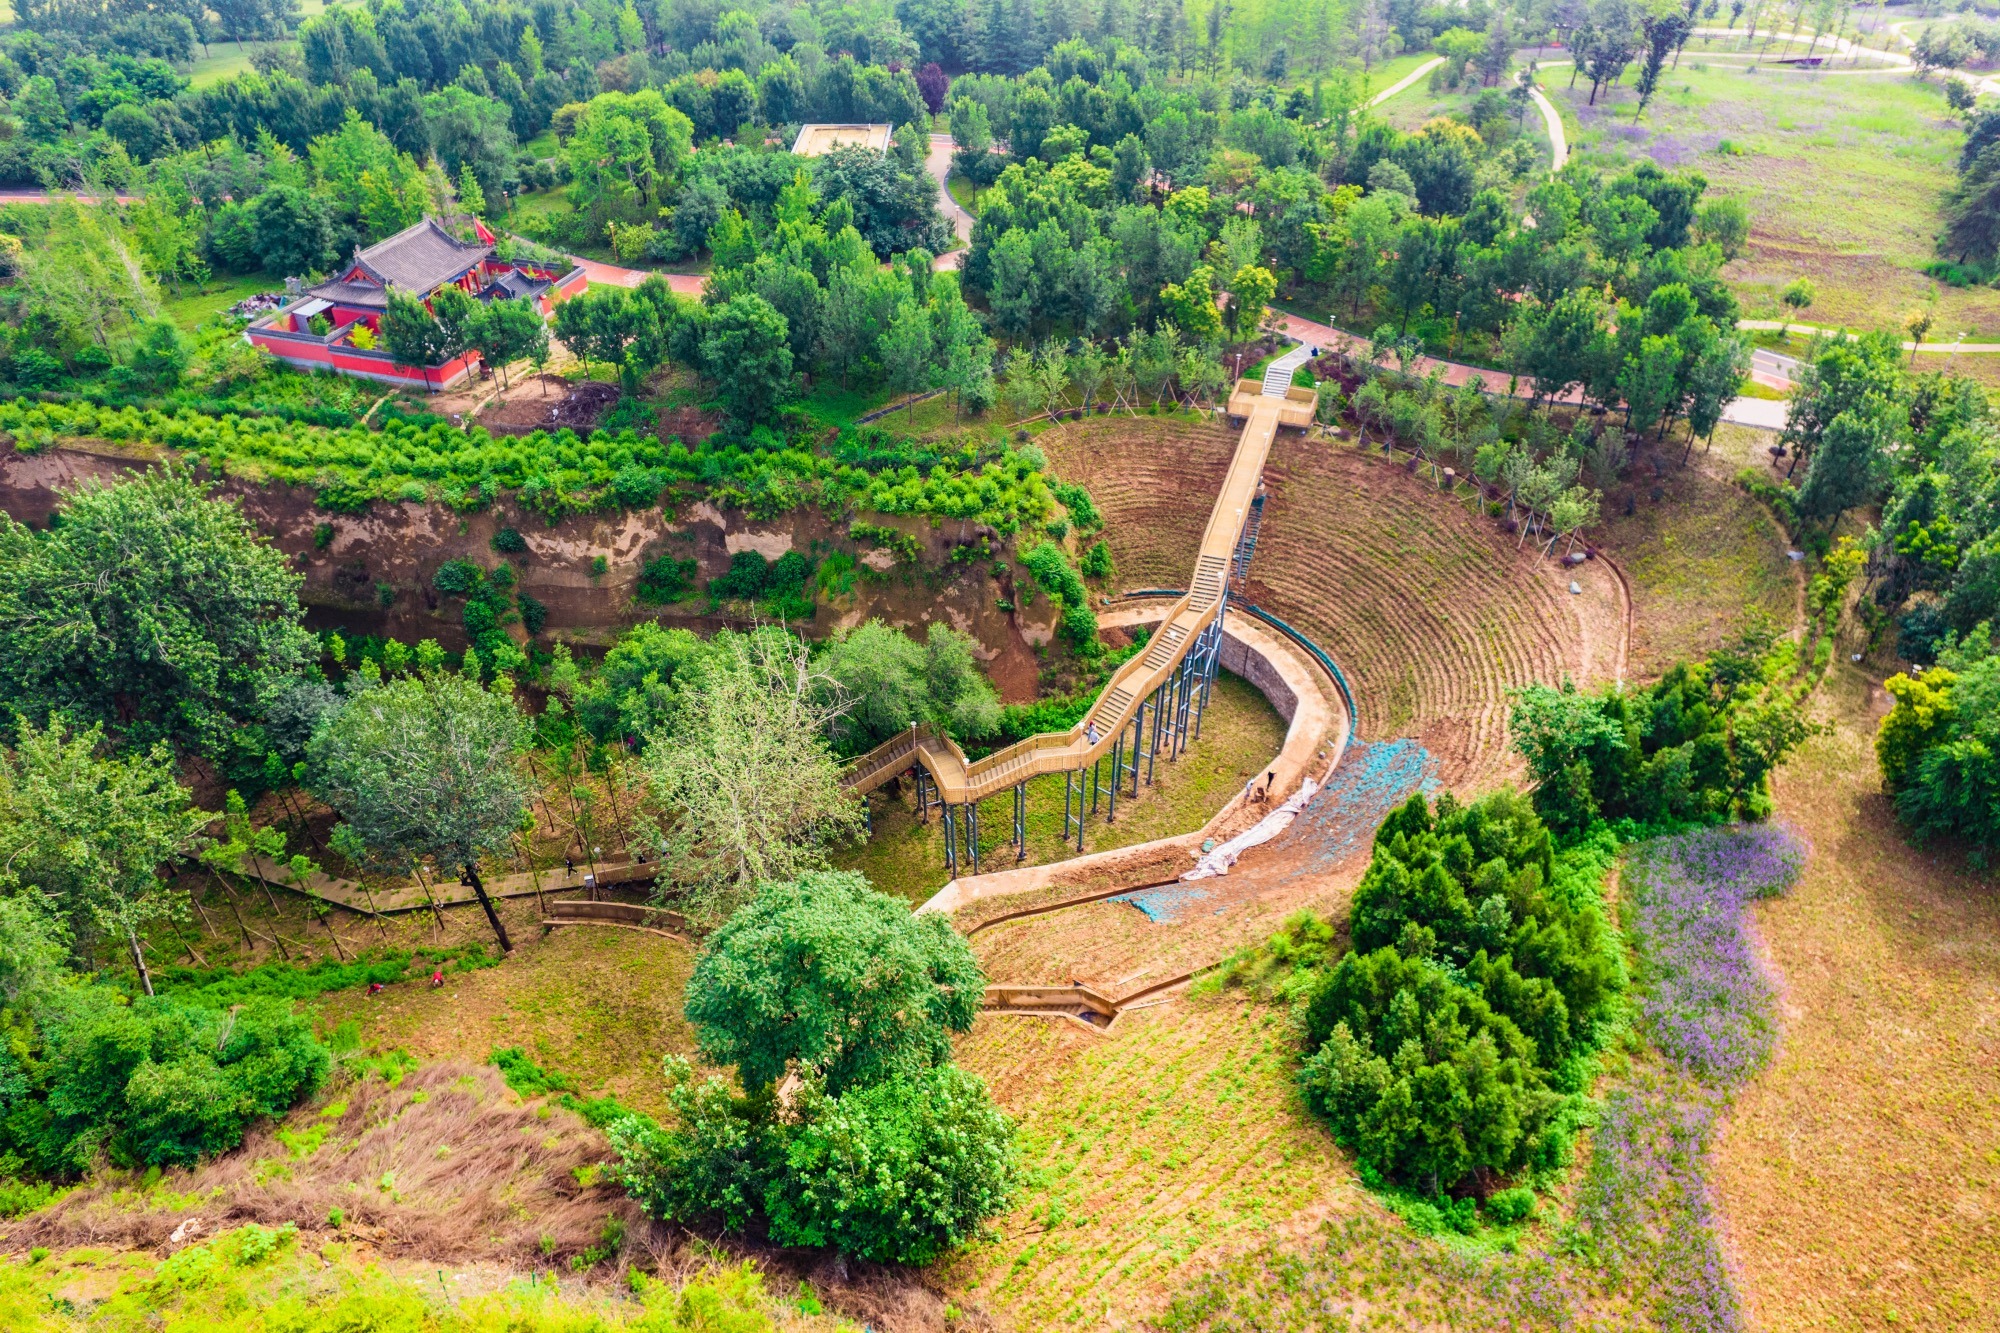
[1044,417,1614,793]
[1245,439,1619,791]
[944,997,1367,1331]
[1036,414,1238,588]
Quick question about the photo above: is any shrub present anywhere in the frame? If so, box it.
[1877,625,2000,850]
[1484,1186,1537,1224]
[1080,539,1114,581]
[517,592,548,635]
[491,527,528,554]
[432,559,484,595]
[1509,639,1815,836]
[2,990,328,1176]
[765,1065,1016,1264]
[609,1057,780,1233]
[1051,480,1102,532]
[633,555,696,606]
[709,549,768,600]
[1022,541,1100,653]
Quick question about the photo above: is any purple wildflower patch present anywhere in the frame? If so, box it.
[1623,824,1807,1087]
[1576,1074,1741,1333]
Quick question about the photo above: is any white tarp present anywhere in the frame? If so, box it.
[1181,777,1319,880]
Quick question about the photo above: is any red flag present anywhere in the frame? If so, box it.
[473,219,495,245]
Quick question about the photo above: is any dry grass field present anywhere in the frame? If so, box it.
[1717,666,2000,1331]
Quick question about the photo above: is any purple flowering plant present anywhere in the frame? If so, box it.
[1621,823,1807,1087]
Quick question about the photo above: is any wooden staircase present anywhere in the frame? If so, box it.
[840,391,1307,806]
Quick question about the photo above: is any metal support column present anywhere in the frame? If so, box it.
[1089,755,1102,816]
[967,802,980,876]
[863,794,873,834]
[1105,737,1120,822]
[1063,770,1084,850]
[916,767,932,822]
[1013,782,1026,861]
[942,804,958,876]
[1128,699,1152,795]
[1146,683,1166,785]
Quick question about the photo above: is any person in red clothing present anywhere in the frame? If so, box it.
[429,968,445,989]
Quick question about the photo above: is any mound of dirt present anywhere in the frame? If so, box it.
[479,377,621,435]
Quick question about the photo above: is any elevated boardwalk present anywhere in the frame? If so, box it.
[843,378,1316,807]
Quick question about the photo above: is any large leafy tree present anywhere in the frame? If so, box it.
[0,467,317,760]
[0,718,209,997]
[820,619,1001,754]
[631,629,861,909]
[306,667,530,952]
[682,869,985,1095]
[696,293,796,426]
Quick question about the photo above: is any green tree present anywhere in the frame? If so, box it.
[456,162,487,217]
[381,290,451,367]
[128,318,192,388]
[0,718,209,996]
[698,294,795,425]
[631,630,861,912]
[306,667,530,953]
[683,869,984,1095]
[1227,263,1277,340]
[249,185,335,277]
[0,468,316,758]
[468,298,546,388]
[820,620,1002,753]
[1797,410,1891,526]
[880,298,936,409]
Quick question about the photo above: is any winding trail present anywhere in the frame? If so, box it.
[1529,84,1569,169]
[927,131,976,272]
[1370,57,1446,106]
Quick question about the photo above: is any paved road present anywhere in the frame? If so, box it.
[928,131,976,272]
[1275,309,1787,428]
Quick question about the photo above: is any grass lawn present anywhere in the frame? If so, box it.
[1543,62,1992,338]
[947,172,985,213]
[1362,50,1442,98]
[830,670,1288,904]
[520,130,560,159]
[1373,75,1558,169]
[161,272,274,331]
[188,40,290,88]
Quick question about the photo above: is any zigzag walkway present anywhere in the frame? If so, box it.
[840,381,1317,869]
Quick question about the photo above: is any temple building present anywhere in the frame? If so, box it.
[244,217,586,391]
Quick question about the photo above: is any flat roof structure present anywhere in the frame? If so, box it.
[790,123,892,155]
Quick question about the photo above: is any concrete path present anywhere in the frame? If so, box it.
[1529,84,1569,169]
[1369,57,1446,106]
[1262,341,1314,394]
[928,131,976,272]
[1736,319,2000,352]
[1273,309,1785,428]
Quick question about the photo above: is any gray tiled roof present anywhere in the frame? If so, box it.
[307,279,391,308]
[327,218,491,299]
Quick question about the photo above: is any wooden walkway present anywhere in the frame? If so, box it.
[246,852,661,917]
[842,381,1317,806]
